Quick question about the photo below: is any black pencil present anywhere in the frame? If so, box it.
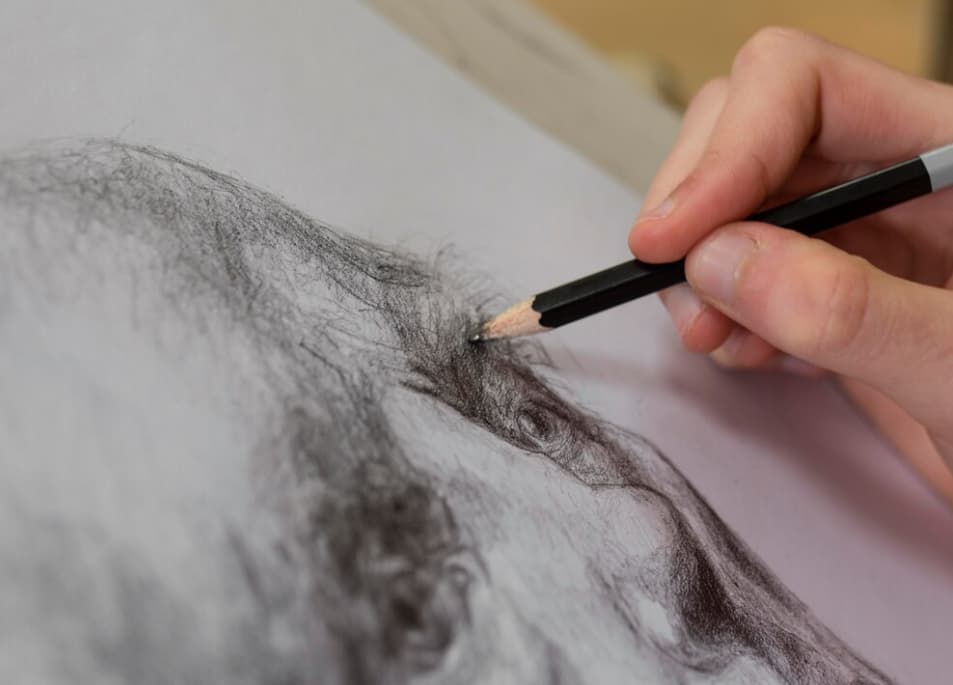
[470,143,953,342]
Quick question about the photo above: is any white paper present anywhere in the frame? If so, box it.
[1,1,951,683]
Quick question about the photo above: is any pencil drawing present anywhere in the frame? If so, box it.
[0,140,890,683]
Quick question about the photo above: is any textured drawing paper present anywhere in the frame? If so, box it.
[0,1,951,683]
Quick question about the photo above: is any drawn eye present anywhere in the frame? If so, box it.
[513,402,569,453]
[516,406,555,442]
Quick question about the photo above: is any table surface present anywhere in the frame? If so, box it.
[367,0,680,195]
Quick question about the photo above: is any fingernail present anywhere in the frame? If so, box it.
[637,196,675,222]
[691,233,757,304]
[780,355,825,378]
[661,284,704,336]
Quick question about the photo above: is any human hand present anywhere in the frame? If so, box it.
[628,28,953,500]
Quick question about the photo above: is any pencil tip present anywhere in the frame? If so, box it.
[467,298,543,343]
[468,319,496,344]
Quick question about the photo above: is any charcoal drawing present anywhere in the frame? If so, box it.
[0,141,890,683]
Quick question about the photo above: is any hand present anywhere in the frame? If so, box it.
[629,28,953,501]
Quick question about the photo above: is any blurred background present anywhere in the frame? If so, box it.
[371,0,953,191]
[530,0,948,108]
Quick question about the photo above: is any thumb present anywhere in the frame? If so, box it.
[685,223,953,432]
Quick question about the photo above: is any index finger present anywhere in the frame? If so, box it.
[629,27,953,263]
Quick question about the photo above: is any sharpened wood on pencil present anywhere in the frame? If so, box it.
[470,298,543,342]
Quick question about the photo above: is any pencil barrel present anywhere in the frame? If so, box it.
[751,157,930,235]
[528,155,933,332]
[533,259,685,328]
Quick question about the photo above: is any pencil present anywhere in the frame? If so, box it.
[470,142,953,342]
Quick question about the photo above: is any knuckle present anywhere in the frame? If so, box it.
[739,149,773,203]
[733,26,813,72]
[806,255,872,358]
[679,77,728,137]
[687,77,728,114]
[697,146,773,202]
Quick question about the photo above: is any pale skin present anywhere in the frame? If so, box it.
[629,28,953,503]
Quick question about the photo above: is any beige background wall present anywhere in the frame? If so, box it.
[532,0,941,106]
